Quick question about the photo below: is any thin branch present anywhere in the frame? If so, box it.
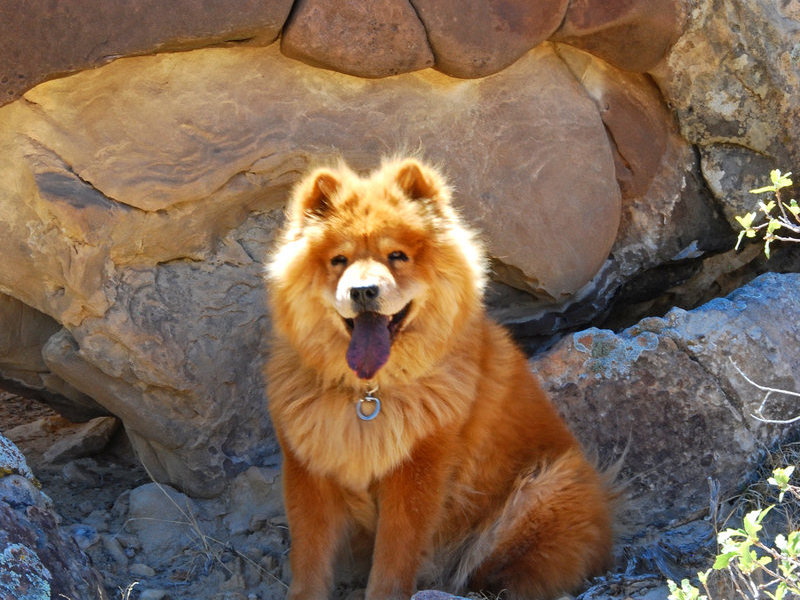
[729,358,800,424]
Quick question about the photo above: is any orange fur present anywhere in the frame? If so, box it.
[265,158,614,600]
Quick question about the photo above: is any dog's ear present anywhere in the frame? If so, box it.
[394,159,449,205]
[291,169,340,221]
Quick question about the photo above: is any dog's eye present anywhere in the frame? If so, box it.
[388,251,408,262]
[330,255,348,266]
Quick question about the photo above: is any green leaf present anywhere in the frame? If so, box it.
[767,219,782,234]
[769,466,794,501]
[749,169,793,194]
[768,582,787,600]
[786,531,800,556]
[668,578,703,600]
[751,185,776,194]
[771,169,793,189]
[713,551,737,569]
[770,465,795,486]
[735,212,757,229]
[761,200,777,214]
[667,579,679,598]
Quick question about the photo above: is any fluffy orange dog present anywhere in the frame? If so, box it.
[266,158,614,600]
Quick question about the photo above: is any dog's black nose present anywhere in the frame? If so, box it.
[350,285,379,308]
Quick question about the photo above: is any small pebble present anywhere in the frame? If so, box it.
[130,562,156,577]
[101,534,129,566]
[69,524,99,550]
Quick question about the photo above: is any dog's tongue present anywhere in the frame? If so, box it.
[346,312,391,379]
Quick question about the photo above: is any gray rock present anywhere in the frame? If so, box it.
[411,591,469,600]
[651,0,800,216]
[222,466,283,536]
[129,562,157,578]
[0,431,35,481]
[0,433,107,599]
[69,524,100,551]
[126,482,203,557]
[535,272,800,532]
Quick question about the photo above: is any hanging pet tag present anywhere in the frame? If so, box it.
[356,385,381,421]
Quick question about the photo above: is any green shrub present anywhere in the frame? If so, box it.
[667,466,800,600]
[735,170,796,258]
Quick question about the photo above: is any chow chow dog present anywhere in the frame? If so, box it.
[266,158,614,600]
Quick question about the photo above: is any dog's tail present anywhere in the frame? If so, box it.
[442,447,622,599]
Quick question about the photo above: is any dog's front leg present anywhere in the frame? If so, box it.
[282,448,350,600]
[365,433,455,600]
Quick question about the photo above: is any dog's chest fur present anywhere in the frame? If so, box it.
[271,366,476,491]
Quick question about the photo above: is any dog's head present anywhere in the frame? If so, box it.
[268,158,486,382]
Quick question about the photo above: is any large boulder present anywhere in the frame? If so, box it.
[651,0,800,221]
[536,272,800,532]
[552,0,686,72]
[0,0,686,107]
[0,0,294,104]
[281,0,434,77]
[409,0,568,78]
[0,293,106,421]
[0,42,636,495]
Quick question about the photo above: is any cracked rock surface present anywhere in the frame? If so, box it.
[536,272,800,531]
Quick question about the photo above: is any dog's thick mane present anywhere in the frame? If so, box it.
[266,158,487,386]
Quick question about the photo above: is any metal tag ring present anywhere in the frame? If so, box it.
[356,395,381,421]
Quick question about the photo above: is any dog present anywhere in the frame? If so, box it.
[265,157,614,600]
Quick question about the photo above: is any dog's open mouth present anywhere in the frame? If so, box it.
[344,302,411,379]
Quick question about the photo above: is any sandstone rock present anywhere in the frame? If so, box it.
[41,416,119,464]
[0,433,107,599]
[0,293,58,389]
[651,0,800,220]
[535,272,800,531]
[410,0,568,78]
[0,0,294,105]
[552,0,686,72]
[0,43,627,494]
[495,46,733,342]
[15,44,619,301]
[281,0,434,77]
[0,293,105,420]
[6,415,79,463]
[4,415,120,468]
[556,46,672,202]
